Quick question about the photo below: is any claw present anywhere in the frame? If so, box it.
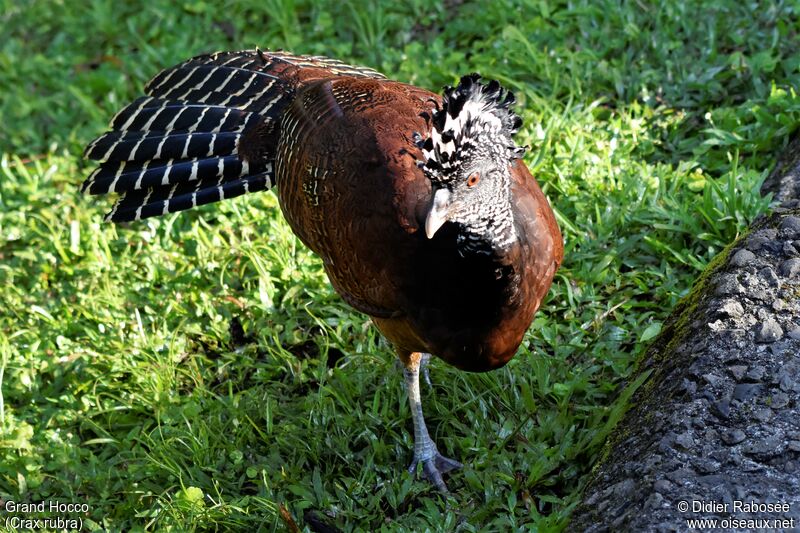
[409,451,463,493]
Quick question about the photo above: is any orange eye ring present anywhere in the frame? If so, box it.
[467,172,480,187]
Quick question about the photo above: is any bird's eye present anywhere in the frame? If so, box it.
[467,172,480,187]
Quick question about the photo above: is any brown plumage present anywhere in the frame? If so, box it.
[82,49,563,491]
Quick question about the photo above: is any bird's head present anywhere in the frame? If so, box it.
[415,74,526,254]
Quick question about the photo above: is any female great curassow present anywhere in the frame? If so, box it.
[82,49,564,491]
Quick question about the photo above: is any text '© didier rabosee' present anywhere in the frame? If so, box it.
[692,500,793,513]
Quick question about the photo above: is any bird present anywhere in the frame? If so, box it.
[81,49,563,492]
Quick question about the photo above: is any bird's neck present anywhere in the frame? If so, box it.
[456,201,517,257]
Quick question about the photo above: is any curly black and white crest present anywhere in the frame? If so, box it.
[415,74,526,184]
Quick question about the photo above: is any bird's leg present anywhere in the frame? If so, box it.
[403,352,462,492]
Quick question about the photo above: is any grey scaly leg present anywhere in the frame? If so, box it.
[404,352,462,492]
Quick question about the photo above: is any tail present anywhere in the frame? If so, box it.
[82,49,385,222]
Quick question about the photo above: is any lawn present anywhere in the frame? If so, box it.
[1,0,798,530]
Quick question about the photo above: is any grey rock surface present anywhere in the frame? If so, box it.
[762,135,800,202]
[571,195,800,527]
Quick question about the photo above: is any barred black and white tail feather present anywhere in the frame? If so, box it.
[85,131,243,163]
[146,66,280,102]
[106,171,273,223]
[109,97,258,134]
[144,49,385,95]
[83,49,385,222]
[82,156,248,195]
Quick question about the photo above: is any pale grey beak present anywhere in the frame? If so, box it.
[425,188,451,239]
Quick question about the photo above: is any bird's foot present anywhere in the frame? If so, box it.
[408,450,462,492]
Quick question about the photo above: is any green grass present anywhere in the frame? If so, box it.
[1,0,798,530]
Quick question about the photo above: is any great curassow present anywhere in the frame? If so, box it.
[82,49,563,492]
